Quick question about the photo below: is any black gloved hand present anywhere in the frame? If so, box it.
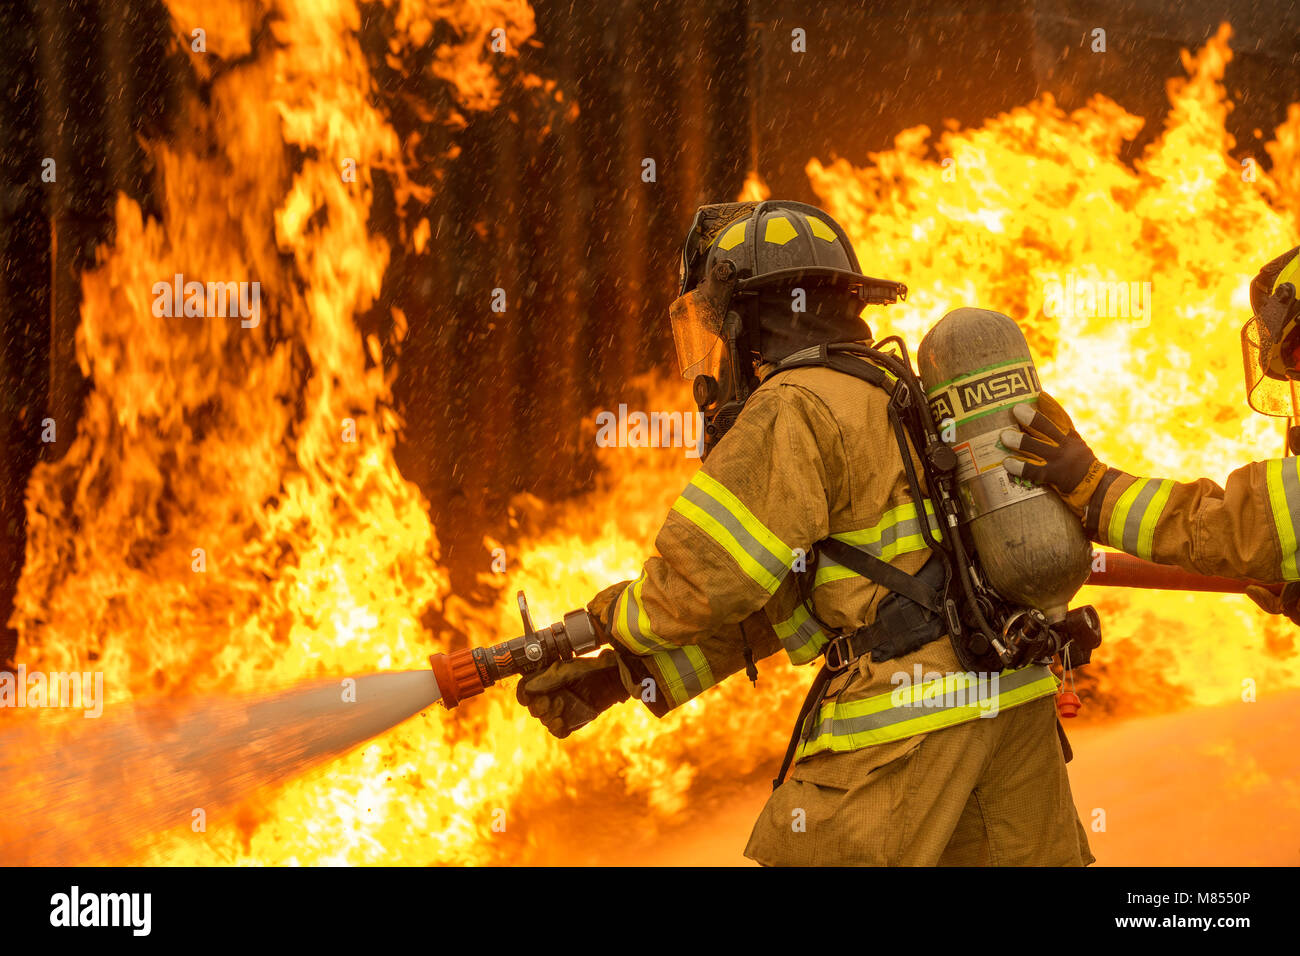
[515,649,631,739]
[1246,582,1300,627]
[1000,392,1108,517]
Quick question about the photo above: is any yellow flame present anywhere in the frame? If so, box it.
[7,13,1300,865]
[807,23,1300,710]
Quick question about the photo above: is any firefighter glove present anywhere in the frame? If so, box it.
[1000,392,1108,517]
[516,649,631,739]
[1246,582,1300,627]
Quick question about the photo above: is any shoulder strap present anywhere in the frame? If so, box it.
[770,343,893,390]
[816,537,941,614]
[773,344,942,612]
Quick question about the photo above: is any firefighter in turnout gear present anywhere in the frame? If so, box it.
[1002,247,1300,622]
[517,201,1095,866]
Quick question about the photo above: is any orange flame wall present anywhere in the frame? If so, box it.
[5,4,1299,865]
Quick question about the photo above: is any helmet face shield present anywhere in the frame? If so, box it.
[669,287,727,380]
[1241,314,1300,416]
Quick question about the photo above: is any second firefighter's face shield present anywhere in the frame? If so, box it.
[1241,313,1300,416]
[1241,250,1300,417]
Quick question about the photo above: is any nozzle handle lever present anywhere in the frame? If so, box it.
[429,592,604,708]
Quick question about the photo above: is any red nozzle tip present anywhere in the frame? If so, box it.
[429,648,487,709]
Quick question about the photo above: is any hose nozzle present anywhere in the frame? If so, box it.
[429,592,604,709]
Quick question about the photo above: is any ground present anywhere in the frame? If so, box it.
[596,690,1300,866]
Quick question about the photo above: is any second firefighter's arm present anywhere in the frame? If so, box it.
[1084,460,1300,583]
[1000,391,1300,583]
[600,382,839,712]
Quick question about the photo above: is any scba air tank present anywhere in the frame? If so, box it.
[918,308,1091,622]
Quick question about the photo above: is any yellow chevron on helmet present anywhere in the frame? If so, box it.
[716,219,747,252]
[807,216,838,242]
[763,216,798,245]
[1273,249,1300,295]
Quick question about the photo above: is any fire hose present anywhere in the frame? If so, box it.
[1086,550,1282,595]
[428,552,1285,709]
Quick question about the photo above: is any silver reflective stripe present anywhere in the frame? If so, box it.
[1265,459,1300,580]
[816,504,938,586]
[649,643,715,707]
[772,604,828,664]
[867,512,928,554]
[680,481,790,582]
[666,646,705,699]
[1120,478,1163,554]
[802,664,1051,742]
[1282,459,1300,517]
[825,515,919,561]
[784,612,824,659]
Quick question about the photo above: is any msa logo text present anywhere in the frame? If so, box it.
[929,393,954,423]
[959,368,1037,411]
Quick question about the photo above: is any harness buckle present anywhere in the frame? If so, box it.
[823,634,856,673]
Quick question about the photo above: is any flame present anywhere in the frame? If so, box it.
[805,22,1300,713]
[5,13,1299,864]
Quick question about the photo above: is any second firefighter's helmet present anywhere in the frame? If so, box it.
[1242,246,1300,417]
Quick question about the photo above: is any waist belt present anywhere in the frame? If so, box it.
[772,553,953,789]
[819,550,950,671]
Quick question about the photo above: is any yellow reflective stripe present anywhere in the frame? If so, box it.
[830,499,938,548]
[648,644,715,707]
[814,564,856,588]
[682,646,715,694]
[796,665,1059,758]
[1275,251,1300,293]
[770,603,828,665]
[1107,476,1174,558]
[608,574,722,712]
[814,499,939,589]
[1134,478,1174,561]
[1265,459,1300,580]
[1105,477,1146,551]
[671,471,791,594]
[609,573,715,706]
[611,572,675,654]
[648,644,685,700]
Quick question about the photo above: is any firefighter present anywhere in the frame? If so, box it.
[1001,246,1300,623]
[516,201,1094,866]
